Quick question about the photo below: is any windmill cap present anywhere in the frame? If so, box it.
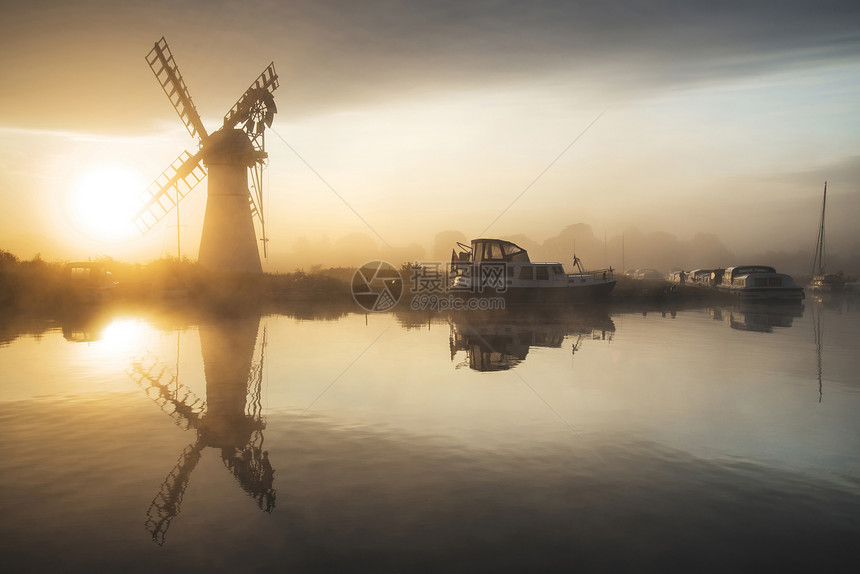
[203,128,265,167]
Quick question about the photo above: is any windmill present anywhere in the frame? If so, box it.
[133,37,278,273]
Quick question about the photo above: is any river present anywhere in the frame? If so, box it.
[1,296,858,572]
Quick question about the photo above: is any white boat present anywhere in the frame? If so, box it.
[449,238,616,305]
[714,265,804,301]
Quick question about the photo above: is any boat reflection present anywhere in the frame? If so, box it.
[808,295,859,403]
[808,289,860,313]
[60,308,115,343]
[449,308,615,371]
[128,314,274,545]
[709,302,804,333]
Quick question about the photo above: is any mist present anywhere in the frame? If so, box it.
[265,222,860,280]
[2,2,859,271]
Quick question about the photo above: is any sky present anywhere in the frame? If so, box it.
[1,0,859,271]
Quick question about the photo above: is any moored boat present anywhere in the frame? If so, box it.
[714,265,804,301]
[64,261,118,303]
[687,269,713,286]
[810,273,846,294]
[449,238,615,305]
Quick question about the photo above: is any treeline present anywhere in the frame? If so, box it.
[0,251,68,313]
[0,250,354,315]
[275,224,860,282]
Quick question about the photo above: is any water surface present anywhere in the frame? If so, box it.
[1,298,858,572]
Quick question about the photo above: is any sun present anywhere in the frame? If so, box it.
[68,163,145,242]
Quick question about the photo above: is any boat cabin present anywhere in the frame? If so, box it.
[65,262,117,291]
[723,265,776,287]
[449,237,617,301]
[64,262,118,303]
[468,238,531,264]
[688,269,713,285]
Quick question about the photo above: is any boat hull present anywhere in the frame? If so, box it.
[447,238,616,307]
[453,279,616,306]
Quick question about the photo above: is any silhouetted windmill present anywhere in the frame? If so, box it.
[133,37,278,273]
[129,318,274,545]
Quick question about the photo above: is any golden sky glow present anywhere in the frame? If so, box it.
[67,163,144,242]
[1,1,859,271]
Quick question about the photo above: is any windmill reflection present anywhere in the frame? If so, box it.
[129,315,273,545]
[450,309,615,372]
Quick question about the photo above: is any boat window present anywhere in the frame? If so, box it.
[487,242,504,261]
[536,267,549,280]
[519,266,534,280]
[552,265,564,275]
[69,267,90,280]
[754,278,768,287]
[768,277,782,287]
[504,244,530,262]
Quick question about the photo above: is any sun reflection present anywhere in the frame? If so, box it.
[68,317,153,377]
[97,319,149,354]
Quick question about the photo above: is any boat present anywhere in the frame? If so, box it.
[809,182,846,293]
[449,238,616,305]
[687,269,713,286]
[668,270,685,285]
[714,265,804,301]
[64,261,118,303]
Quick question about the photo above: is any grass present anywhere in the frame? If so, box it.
[0,250,355,316]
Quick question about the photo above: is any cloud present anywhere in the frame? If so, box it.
[2,1,859,131]
[266,1,860,108]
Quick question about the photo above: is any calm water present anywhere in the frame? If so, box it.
[1,298,859,572]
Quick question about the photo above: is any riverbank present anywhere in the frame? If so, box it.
[2,251,825,319]
[0,253,355,314]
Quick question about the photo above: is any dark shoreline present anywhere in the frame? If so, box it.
[2,251,820,335]
[2,276,814,347]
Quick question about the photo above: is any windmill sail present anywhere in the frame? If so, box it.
[146,37,208,142]
[145,441,204,545]
[221,63,279,258]
[248,148,268,257]
[133,150,206,234]
[223,63,279,138]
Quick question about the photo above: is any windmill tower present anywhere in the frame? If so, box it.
[133,37,278,273]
